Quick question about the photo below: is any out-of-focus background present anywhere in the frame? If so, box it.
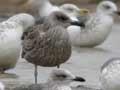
[0,0,119,17]
[0,0,120,90]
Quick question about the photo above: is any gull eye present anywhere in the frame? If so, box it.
[104,5,111,9]
[61,16,68,21]
[56,74,67,78]
[66,7,74,11]
[57,15,69,21]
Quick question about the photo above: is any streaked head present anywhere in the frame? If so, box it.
[60,4,89,17]
[45,11,85,28]
[97,1,120,16]
[49,69,85,85]
[8,13,35,30]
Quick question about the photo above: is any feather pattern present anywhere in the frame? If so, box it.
[22,22,71,67]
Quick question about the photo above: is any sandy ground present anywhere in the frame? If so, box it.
[0,21,120,89]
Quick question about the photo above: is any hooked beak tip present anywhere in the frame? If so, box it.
[70,21,85,27]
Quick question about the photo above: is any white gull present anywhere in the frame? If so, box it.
[67,1,120,47]
[0,13,35,73]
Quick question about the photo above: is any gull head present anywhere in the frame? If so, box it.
[45,11,85,28]
[100,58,120,90]
[8,13,35,30]
[48,69,85,85]
[97,1,120,16]
[60,4,89,18]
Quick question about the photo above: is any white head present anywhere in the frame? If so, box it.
[97,1,120,16]
[60,4,89,17]
[0,82,4,90]
[48,69,85,85]
[7,13,35,30]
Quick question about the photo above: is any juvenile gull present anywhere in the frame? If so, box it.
[22,11,84,84]
[100,57,120,90]
[12,69,85,90]
[0,13,35,73]
[67,1,120,47]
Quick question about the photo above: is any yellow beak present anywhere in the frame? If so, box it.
[79,9,89,14]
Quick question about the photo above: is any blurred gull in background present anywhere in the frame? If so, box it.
[67,1,120,47]
[0,13,35,73]
[31,0,60,17]
[30,0,89,24]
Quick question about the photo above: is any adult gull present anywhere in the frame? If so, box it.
[67,1,120,47]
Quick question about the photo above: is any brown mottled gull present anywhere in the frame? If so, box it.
[22,11,84,84]
[0,13,35,73]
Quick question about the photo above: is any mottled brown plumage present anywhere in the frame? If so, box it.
[22,11,85,84]
[22,12,71,67]
[22,11,74,84]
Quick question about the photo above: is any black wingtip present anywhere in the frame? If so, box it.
[73,76,86,82]
[70,21,85,28]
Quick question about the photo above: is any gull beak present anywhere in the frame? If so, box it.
[79,9,89,14]
[70,21,85,27]
[72,76,86,82]
[115,11,120,16]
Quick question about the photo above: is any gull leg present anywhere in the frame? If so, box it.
[34,65,38,84]
[0,68,5,74]
[57,65,60,68]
